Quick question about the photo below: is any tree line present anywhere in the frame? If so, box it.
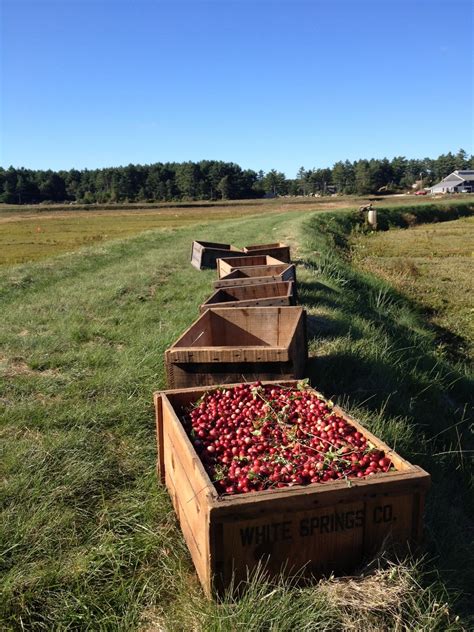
[1,150,472,205]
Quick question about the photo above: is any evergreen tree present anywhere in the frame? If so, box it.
[354,160,373,195]
[263,169,286,195]
[3,150,472,205]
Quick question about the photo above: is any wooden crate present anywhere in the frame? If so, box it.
[217,255,285,279]
[200,281,296,313]
[164,306,307,388]
[214,264,296,289]
[191,241,246,270]
[154,380,431,596]
[243,242,291,263]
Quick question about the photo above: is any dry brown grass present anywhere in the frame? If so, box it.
[352,216,474,355]
[319,564,459,632]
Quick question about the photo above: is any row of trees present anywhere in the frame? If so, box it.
[294,149,472,196]
[1,150,472,205]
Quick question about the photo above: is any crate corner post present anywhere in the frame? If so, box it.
[154,391,166,483]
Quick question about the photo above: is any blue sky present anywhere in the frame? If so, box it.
[1,0,473,177]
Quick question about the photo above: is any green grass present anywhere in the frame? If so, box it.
[351,216,474,357]
[1,201,473,630]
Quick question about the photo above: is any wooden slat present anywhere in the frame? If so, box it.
[154,393,165,483]
[161,395,218,500]
[217,255,285,279]
[243,243,291,263]
[191,241,246,270]
[214,264,296,288]
[200,281,295,313]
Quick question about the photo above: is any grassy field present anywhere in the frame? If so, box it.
[1,200,473,630]
[351,217,474,358]
[1,194,469,265]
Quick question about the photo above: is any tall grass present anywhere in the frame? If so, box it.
[299,206,474,620]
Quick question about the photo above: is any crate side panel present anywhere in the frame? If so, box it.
[223,281,292,301]
[191,243,204,270]
[161,396,216,496]
[196,240,232,249]
[166,475,211,592]
[217,257,267,278]
[226,261,287,276]
[244,244,291,263]
[168,347,291,365]
[257,247,290,263]
[281,265,296,283]
[171,311,213,348]
[244,242,282,250]
[363,493,416,551]
[288,311,307,377]
[170,307,304,352]
[213,500,365,589]
[200,296,293,313]
[211,488,426,592]
[217,255,274,278]
[214,268,291,288]
[163,426,211,589]
[165,362,300,388]
[192,243,246,270]
[208,312,271,347]
[154,393,165,483]
[214,307,302,348]
[214,276,283,289]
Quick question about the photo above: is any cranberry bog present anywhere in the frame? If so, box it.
[154,380,431,596]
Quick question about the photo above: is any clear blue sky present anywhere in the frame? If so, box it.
[1,0,473,177]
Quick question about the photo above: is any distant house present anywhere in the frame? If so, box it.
[429,170,474,194]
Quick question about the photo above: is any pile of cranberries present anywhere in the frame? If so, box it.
[183,382,393,496]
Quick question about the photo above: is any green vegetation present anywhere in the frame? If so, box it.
[1,148,472,204]
[0,201,293,265]
[352,215,474,357]
[2,196,471,266]
[1,201,473,629]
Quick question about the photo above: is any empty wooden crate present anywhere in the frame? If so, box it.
[154,379,431,596]
[191,241,246,270]
[164,306,307,388]
[243,242,291,263]
[217,255,285,279]
[215,264,296,290]
[200,281,296,313]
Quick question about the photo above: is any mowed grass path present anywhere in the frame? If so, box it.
[1,205,472,630]
[0,211,311,629]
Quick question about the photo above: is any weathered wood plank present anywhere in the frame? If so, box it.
[165,307,307,388]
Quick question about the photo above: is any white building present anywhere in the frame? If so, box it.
[429,170,474,194]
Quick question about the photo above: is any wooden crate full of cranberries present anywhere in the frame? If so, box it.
[154,380,430,596]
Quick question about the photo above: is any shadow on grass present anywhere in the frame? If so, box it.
[306,313,366,341]
[299,209,474,615]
